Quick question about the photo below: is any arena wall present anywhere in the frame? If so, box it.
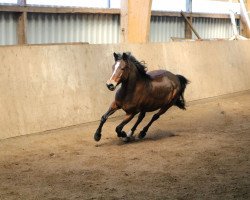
[0,41,250,139]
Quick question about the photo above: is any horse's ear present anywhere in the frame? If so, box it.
[113,52,119,61]
[122,53,128,61]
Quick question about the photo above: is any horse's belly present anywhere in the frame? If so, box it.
[141,98,168,112]
[141,86,177,112]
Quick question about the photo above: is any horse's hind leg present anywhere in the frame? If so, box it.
[115,114,135,140]
[127,112,146,139]
[138,105,172,139]
[94,101,119,141]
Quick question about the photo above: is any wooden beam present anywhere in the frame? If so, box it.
[185,0,192,39]
[17,12,27,44]
[0,5,240,19]
[151,11,240,19]
[185,16,193,39]
[246,0,250,11]
[0,5,120,14]
[239,0,250,37]
[181,11,201,39]
[120,0,152,43]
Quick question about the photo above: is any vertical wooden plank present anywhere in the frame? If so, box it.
[120,0,152,43]
[185,0,192,39]
[120,0,129,43]
[17,0,27,44]
[246,0,250,37]
[246,0,250,12]
[17,12,27,45]
[239,0,250,38]
[185,17,193,39]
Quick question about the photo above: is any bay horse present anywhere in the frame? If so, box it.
[94,52,189,142]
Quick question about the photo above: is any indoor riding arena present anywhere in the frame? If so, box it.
[0,0,250,199]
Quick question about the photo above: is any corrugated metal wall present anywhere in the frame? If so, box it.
[192,17,239,39]
[0,12,240,45]
[150,16,185,42]
[150,16,240,42]
[0,12,17,45]
[27,13,120,44]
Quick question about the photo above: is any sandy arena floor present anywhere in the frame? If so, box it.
[0,91,249,200]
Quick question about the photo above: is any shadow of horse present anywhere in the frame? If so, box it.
[97,129,178,147]
[146,129,177,140]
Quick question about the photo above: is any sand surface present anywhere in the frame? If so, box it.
[0,91,249,200]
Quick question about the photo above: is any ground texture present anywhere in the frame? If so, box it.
[0,91,249,200]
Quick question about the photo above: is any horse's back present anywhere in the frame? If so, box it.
[148,69,179,83]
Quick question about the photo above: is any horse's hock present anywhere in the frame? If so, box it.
[0,40,250,139]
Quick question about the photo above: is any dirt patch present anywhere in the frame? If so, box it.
[0,91,249,200]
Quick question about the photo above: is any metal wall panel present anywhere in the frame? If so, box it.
[0,12,17,45]
[0,12,241,45]
[150,16,185,42]
[27,13,120,44]
[150,16,239,42]
[192,17,238,39]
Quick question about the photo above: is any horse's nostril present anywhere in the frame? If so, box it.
[106,83,115,90]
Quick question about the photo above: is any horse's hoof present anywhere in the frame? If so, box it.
[122,137,131,143]
[94,133,102,142]
[138,131,146,139]
[118,131,127,138]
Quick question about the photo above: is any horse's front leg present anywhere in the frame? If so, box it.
[94,102,119,142]
[115,114,135,140]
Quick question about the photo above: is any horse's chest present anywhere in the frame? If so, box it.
[121,104,137,113]
[117,97,140,114]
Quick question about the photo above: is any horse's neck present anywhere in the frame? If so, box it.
[121,66,145,95]
[122,73,136,92]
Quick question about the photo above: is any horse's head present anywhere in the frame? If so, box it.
[106,52,130,91]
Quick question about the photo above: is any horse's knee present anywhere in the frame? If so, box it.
[101,116,107,123]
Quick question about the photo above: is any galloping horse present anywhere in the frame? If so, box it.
[94,52,189,142]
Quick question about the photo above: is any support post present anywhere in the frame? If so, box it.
[120,0,152,43]
[17,12,27,44]
[181,11,201,39]
[185,0,192,39]
[17,0,27,44]
[246,0,250,12]
[239,0,250,38]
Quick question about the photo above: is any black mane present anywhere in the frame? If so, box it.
[122,52,151,79]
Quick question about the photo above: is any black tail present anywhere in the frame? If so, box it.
[175,75,190,110]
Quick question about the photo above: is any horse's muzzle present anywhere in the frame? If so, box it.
[106,83,115,91]
[106,80,117,91]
